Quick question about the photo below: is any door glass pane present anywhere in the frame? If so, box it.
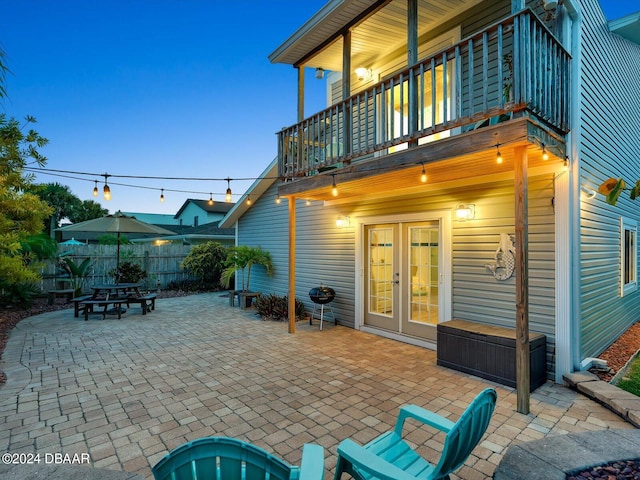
[369,228,393,316]
[409,226,439,325]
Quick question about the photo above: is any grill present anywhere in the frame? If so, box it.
[309,285,336,330]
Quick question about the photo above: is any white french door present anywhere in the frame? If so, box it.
[361,213,450,343]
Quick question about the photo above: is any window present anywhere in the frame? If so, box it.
[194,216,199,227]
[621,217,637,296]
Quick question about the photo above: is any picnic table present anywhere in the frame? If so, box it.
[73,283,157,320]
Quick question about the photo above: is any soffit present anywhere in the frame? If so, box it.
[270,0,483,71]
[609,12,640,45]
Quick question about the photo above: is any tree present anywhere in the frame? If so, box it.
[69,199,108,223]
[0,116,53,302]
[33,182,82,236]
[181,241,228,288]
[221,245,273,292]
[0,47,54,305]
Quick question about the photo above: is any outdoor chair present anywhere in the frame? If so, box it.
[152,436,324,480]
[334,388,497,480]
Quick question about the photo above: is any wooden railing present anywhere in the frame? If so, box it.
[277,9,570,179]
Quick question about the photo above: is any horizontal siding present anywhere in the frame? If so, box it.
[578,0,640,359]
[237,185,356,327]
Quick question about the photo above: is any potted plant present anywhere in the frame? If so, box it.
[221,246,273,307]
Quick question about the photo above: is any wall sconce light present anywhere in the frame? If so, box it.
[355,67,373,82]
[315,67,325,79]
[455,203,475,221]
[336,216,351,228]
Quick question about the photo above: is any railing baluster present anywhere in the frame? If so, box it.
[467,39,474,116]
[455,45,461,120]
[431,57,437,128]
[482,32,488,113]
[498,25,504,108]
[442,51,448,124]
[419,63,425,131]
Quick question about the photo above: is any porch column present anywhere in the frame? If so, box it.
[514,145,530,414]
[288,196,296,333]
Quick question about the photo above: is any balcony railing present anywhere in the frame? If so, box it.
[277,9,570,179]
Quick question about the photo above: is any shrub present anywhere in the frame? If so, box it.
[0,282,40,308]
[254,293,306,321]
[111,261,147,284]
[181,242,228,289]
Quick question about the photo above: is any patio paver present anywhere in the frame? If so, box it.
[0,292,635,479]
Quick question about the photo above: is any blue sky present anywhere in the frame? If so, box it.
[1,0,637,215]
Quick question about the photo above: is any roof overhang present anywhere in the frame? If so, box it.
[609,11,640,45]
[219,158,279,228]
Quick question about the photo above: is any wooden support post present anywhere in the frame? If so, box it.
[514,145,530,414]
[407,0,418,146]
[288,197,296,334]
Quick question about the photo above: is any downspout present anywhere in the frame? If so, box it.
[563,0,583,374]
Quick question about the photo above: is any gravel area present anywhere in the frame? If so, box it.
[567,459,640,479]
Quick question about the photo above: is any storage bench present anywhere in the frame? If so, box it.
[437,319,546,391]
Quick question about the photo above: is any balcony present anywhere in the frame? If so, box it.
[277,9,570,181]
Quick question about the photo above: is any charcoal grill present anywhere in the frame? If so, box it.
[309,285,336,330]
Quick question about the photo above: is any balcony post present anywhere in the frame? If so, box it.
[514,145,530,414]
[288,196,296,334]
[297,66,305,122]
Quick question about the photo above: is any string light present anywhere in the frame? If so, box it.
[563,156,569,171]
[208,193,214,205]
[495,143,503,164]
[103,174,111,201]
[225,178,232,203]
[92,180,98,197]
[160,188,165,203]
[420,163,427,183]
[246,195,252,206]
[306,199,311,206]
[331,174,338,197]
[275,194,281,204]
[542,143,549,161]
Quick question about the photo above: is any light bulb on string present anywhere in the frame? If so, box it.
[208,193,214,205]
[495,144,503,164]
[103,174,111,201]
[93,180,98,197]
[331,174,338,197]
[420,163,427,183]
[275,194,281,204]
[542,143,549,161]
[160,188,165,203]
[225,178,232,203]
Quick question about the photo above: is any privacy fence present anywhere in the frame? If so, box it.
[41,244,194,292]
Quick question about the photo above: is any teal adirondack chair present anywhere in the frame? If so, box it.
[152,437,324,480]
[334,388,497,480]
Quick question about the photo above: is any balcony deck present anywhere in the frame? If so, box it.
[277,9,570,196]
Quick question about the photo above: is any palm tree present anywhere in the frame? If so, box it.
[222,246,273,292]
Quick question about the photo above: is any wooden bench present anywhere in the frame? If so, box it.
[71,295,93,317]
[127,293,157,314]
[229,290,261,310]
[80,300,125,321]
[47,289,75,305]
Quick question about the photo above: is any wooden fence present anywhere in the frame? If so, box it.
[40,244,195,292]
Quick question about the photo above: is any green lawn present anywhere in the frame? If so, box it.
[616,356,640,397]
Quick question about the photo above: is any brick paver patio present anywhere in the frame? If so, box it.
[0,292,634,479]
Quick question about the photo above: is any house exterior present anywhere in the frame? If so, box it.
[220,0,640,384]
[174,198,235,228]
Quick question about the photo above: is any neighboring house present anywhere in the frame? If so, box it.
[174,199,235,228]
[220,0,640,384]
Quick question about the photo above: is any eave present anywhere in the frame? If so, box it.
[609,11,640,45]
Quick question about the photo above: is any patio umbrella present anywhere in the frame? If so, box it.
[59,237,85,246]
[57,211,175,281]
